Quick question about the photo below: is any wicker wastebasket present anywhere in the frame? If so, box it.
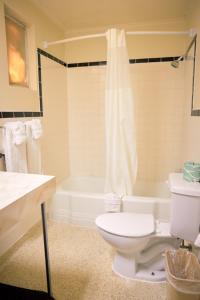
[165,249,200,300]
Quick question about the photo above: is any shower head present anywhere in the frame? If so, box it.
[171,60,180,68]
[171,56,184,68]
[170,34,197,69]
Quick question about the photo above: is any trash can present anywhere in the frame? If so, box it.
[165,249,200,300]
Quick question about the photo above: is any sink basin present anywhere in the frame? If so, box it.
[0,171,55,209]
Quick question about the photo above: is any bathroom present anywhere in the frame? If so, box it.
[0,0,200,299]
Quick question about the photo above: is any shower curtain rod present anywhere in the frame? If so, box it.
[43,29,195,48]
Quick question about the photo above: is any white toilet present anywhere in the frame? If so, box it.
[96,212,178,281]
[96,173,200,281]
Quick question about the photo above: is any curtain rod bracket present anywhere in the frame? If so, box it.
[43,41,48,49]
[189,28,197,37]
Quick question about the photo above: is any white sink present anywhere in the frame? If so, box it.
[0,171,55,209]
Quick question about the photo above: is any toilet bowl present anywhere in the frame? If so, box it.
[95,212,179,281]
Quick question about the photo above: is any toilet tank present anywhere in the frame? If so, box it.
[169,173,200,242]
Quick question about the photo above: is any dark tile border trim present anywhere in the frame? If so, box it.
[0,52,184,118]
[67,56,180,68]
[68,61,107,67]
[37,50,43,113]
[0,48,66,119]
[37,48,67,67]
[0,111,43,118]
[191,36,200,116]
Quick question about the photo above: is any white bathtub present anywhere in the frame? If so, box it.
[50,177,171,227]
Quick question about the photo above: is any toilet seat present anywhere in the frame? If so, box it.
[95,212,155,237]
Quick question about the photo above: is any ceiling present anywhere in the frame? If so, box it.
[30,0,189,33]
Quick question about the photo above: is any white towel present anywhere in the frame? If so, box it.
[31,119,43,139]
[25,119,42,174]
[104,193,122,212]
[194,234,200,247]
[3,122,28,173]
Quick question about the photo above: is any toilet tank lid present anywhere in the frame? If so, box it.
[95,213,155,237]
[169,173,200,197]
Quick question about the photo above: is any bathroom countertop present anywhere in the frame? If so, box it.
[0,171,56,297]
[0,171,55,210]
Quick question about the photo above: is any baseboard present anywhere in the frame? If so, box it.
[50,209,97,228]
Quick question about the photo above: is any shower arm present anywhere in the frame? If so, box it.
[176,33,197,63]
[185,33,197,57]
[43,28,196,49]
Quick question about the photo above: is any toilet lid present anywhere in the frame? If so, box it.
[95,213,155,237]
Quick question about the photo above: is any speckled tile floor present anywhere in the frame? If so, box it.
[0,221,167,300]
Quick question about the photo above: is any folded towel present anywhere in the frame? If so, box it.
[29,119,43,139]
[5,121,26,145]
[25,119,42,174]
[183,161,200,182]
[194,234,200,248]
[3,122,27,172]
[104,193,122,212]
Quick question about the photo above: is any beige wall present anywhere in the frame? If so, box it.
[67,66,105,177]
[3,0,65,58]
[183,0,200,163]
[0,0,68,255]
[133,63,185,181]
[0,0,65,112]
[66,19,186,63]
[0,0,68,181]
[41,56,69,182]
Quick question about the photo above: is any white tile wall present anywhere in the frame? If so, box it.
[67,66,105,177]
[67,62,185,182]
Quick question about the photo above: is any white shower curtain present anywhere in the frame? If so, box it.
[105,28,137,196]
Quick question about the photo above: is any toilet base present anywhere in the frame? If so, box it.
[112,251,166,282]
[113,252,137,279]
[135,269,166,282]
[112,264,166,282]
